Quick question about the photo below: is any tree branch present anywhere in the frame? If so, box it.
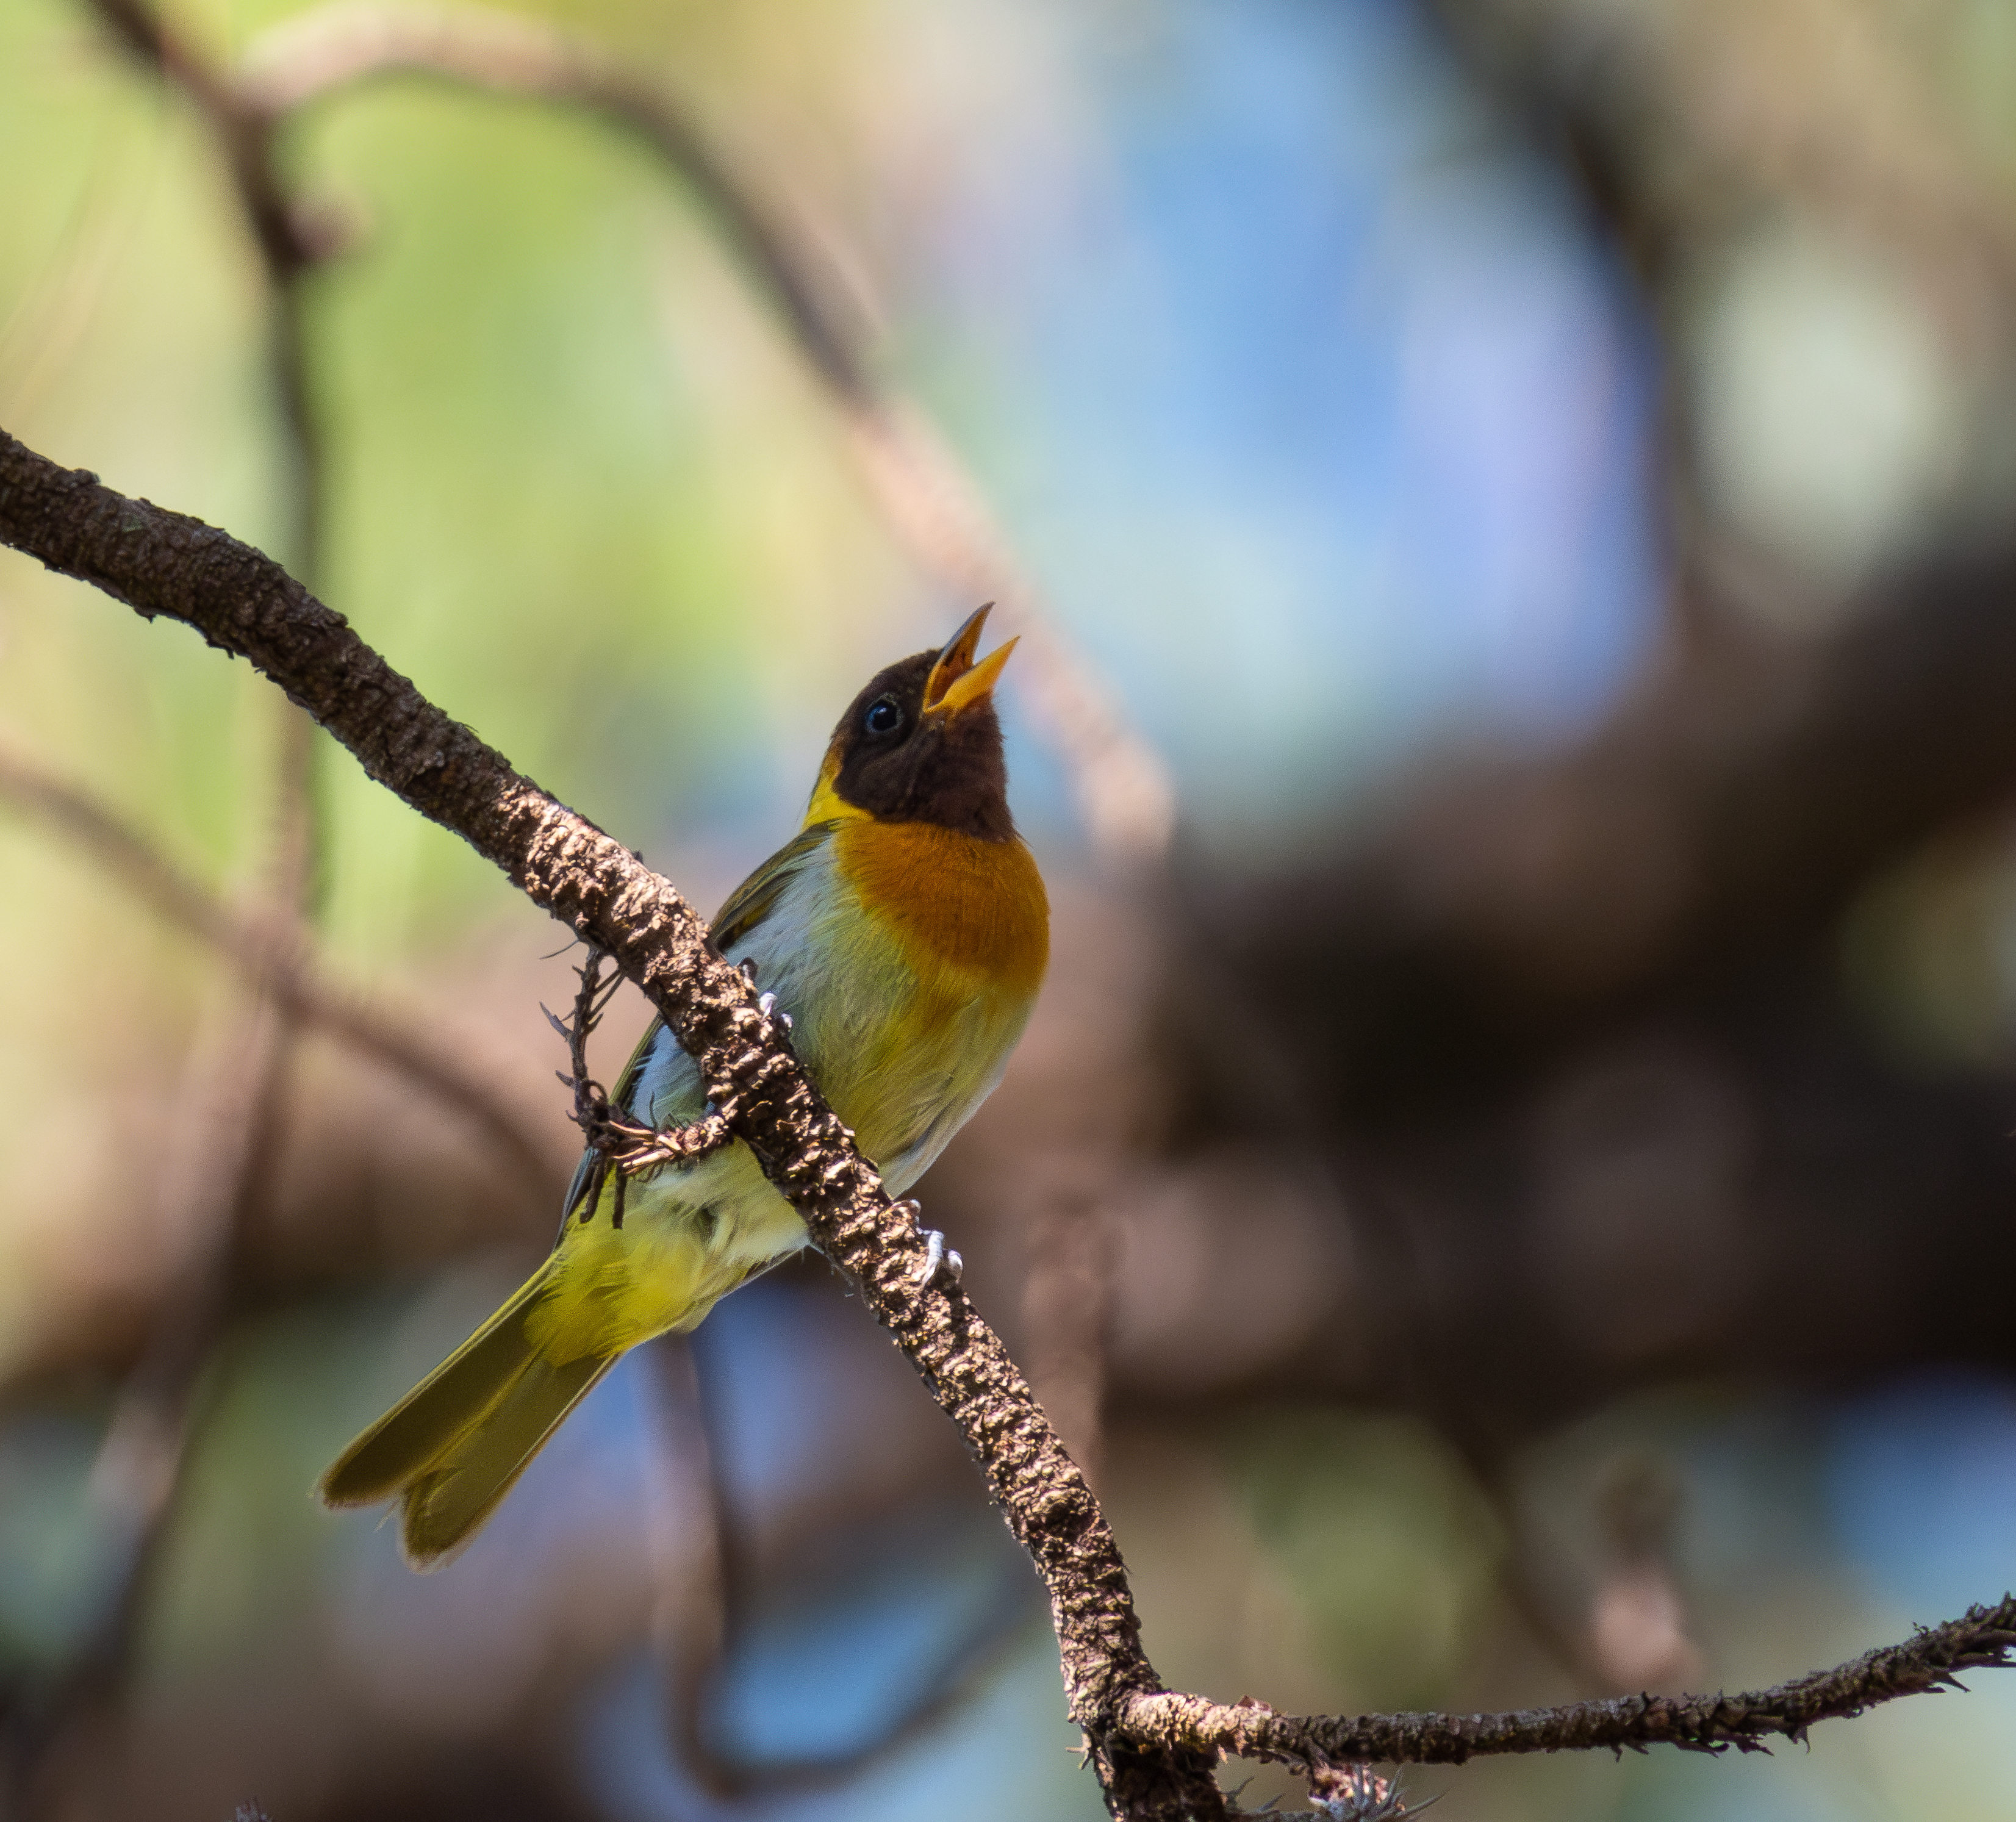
[7,431,2014,1815]
[1121,1595,2016,1767]
[93,0,315,288]
[0,737,553,1189]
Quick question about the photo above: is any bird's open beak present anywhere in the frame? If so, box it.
[922,603,1017,720]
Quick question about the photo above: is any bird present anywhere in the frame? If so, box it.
[318,606,1049,1567]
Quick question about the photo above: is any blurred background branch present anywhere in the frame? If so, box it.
[5,0,337,1805]
[235,0,1177,866]
[0,739,551,1186]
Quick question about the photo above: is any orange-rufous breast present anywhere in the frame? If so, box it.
[832,818,1049,1000]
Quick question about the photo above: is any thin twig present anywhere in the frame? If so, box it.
[647,1335,734,1788]
[1117,1594,2016,1768]
[233,0,1175,863]
[237,2,861,401]
[91,0,323,287]
[548,947,733,1230]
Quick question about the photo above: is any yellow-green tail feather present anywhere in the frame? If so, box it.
[318,1260,619,1568]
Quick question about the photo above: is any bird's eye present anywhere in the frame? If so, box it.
[864,697,903,736]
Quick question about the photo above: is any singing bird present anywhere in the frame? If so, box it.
[320,608,1048,1565]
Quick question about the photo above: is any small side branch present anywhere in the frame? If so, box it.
[548,947,732,1227]
[1117,1594,2016,1768]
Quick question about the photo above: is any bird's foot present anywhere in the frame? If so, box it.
[755,989,794,1033]
[918,1228,963,1286]
[899,1199,963,1287]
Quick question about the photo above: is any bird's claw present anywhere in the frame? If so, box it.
[916,1224,964,1287]
[899,1200,962,1285]
[755,989,794,1033]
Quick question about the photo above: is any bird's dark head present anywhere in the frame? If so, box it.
[807,605,1017,841]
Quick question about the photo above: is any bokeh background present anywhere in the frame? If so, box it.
[4,0,2016,1816]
